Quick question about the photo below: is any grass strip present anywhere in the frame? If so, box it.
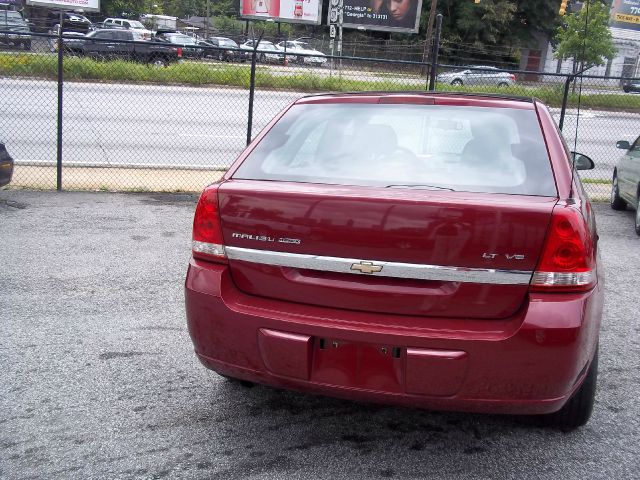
[1,53,639,111]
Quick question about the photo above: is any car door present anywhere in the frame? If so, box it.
[84,31,116,56]
[618,135,640,203]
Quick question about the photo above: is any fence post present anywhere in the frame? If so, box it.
[56,11,64,191]
[558,65,592,131]
[559,74,572,131]
[246,32,263,146]
[427,14,442,92]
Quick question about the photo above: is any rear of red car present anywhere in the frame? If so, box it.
[185,93,603,429]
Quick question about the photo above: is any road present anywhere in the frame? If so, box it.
[1,190,638,479]
[1,78,638,181]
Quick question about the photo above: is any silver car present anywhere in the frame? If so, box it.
[437,66,516,87]
[611,136,640,235]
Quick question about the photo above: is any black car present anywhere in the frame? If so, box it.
[622,81,640,93]
[48,11,94,34]
[155,31,203,59]
[63,29,182,66]
[207,36,246,62]
[0,143,14,188]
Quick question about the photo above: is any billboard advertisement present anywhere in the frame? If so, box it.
[240,0,322,25]
[26,0,100,12]
[342,0,423,33]
[610,0,640,31]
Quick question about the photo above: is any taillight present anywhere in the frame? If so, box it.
[530,206,596,292]
[510,74,516,81]
[192,184,227,263]
[177,47,183,58]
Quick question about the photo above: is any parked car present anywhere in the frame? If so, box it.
[63,29,182,66]
[240,40,284,63]
[437,66,516,87]
[100,18,152,40]
[611,136,640,235]
[0,142,13,187]
[207,36,246,62]
[275,40,327,65]
[622,81,640,93]
[155,31,203,59]
[0,9,31,50]
[48,11,94,34]
[185,92,602,431]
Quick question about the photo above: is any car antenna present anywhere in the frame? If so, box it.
[568,0,594,199]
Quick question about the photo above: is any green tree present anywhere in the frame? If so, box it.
[554,0,616,68]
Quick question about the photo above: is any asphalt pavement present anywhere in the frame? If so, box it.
[0,190,638,480]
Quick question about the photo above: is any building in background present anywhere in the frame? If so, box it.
[542,0,640,82]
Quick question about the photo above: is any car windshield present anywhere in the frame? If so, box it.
[233,103,557,196]
[128,21,145,29]
[219,39,237,47]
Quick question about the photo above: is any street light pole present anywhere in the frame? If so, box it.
[421,0,438,76]
[206,0,210,39]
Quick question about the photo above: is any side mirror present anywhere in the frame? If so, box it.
[572,152,595,171]
[616,140,630,150]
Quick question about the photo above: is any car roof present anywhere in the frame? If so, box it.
[294,92,536,110]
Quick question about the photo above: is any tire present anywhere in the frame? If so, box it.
[544,346,598,431]
[610,172,627,211]
[22,41,31,51]
[451,79,463,86]
[149,56,167,68]
[635,195,640,236]
[259,53,266,63]
[498,82,508,87]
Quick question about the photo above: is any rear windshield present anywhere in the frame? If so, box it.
[233,103,557,196]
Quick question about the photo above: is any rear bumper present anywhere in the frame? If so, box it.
[185,258,603,415]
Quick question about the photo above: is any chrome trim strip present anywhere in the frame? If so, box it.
[225,247,533,285]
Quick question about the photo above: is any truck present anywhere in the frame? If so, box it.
[64,29,182,66]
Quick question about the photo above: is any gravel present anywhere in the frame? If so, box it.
[0,190,638,480]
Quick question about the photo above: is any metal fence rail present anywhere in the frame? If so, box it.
[1,32,638,199]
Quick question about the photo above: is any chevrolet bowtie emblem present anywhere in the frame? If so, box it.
[350,261,383,274]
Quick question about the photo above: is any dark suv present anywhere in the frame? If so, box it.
[0,10,31,50]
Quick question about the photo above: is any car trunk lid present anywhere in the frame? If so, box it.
[218,180,555,319]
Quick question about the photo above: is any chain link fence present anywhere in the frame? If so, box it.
[1,31,638,199]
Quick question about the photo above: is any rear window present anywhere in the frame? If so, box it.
[233,103,557,196]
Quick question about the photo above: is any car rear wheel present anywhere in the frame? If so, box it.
[635,196,640,236]
[543,346,598,431]
[451,79,463,86]
[498,82,509,87]
[610,173,627,210]
[150,57,167,68]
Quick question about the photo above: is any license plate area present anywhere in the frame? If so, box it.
[311,338,404,393]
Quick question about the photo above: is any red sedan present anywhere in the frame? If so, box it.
[185,92,603,430]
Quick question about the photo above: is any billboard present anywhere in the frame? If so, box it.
[26,0,100,12]
[240,0,322,25]
[610,0,640,31]
[342,0,423,33]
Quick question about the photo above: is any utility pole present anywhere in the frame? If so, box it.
[421,0,438,76]
[205,0,210,39]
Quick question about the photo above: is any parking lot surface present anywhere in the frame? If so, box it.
[1,190,638,479]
